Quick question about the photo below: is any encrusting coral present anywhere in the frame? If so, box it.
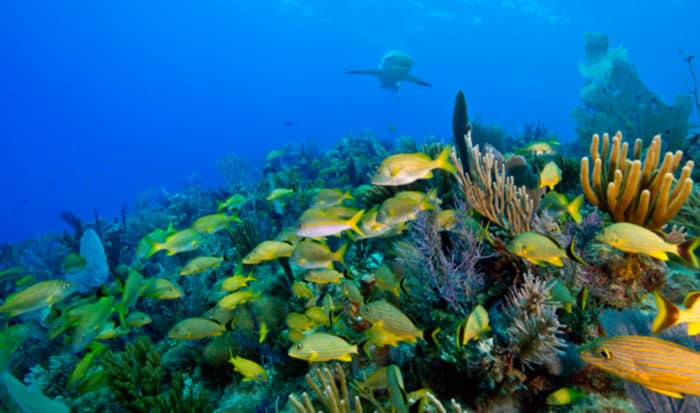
[453,133,534,236]
[581,131,694,229]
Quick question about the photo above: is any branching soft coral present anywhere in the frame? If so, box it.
[453,133,534,236]
[396,210,485,317]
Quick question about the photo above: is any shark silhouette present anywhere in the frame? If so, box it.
[347,50,431,91]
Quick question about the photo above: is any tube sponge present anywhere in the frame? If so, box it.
[65,229,110,293]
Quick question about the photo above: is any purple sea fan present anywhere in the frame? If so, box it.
[396,210,485,317]
[503,272,567,369]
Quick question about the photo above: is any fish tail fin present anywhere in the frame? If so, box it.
[677,237,700,268]
[421,188,439,211]
[567,194,584,224]
[333,243,349,267]
[566,235,587,265]
[347,210,365,237]
[230,210,242,224]
[423,327,442,350]
[342,190,354,202]
[142,238,163,259]
[652,292,681,334]
[434,146,456,174]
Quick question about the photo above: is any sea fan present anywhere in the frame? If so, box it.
[503,272,567,369]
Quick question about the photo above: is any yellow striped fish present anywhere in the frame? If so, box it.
[360,300,423,343]
[579,335,700,398]
[287,332,358,362]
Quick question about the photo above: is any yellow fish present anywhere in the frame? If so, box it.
[217,193,246,212]
[95,322,130,340]
[538,161,561,190]
[229,350,268,382]
[267,188,294,201]
[358,207,407,240]
[296,208,364,238]
[456,304,490,347]
[360,300,423,343]
[286,312,315,332]
[179,256,224,276]
[243,240,293,265]
[258,321,269,344]
[372,146,456,186]
[310,189,354,208]
[119,269,143,323]
[139,278,183,300]
[340,279,364,305]
[216,289,260,310]
[291,281,315,299]
[135,222,176,259]
[143,228,202,257]
[68,343,107,388]
[596,223,700,267]
[305,306,332,328]
[192,213,240,234]
[377,189,439,226]
[364,320,407,347]
[288,332,358,362]
[507,232,583,267]
[652,291,700,335]
[72,297,114,353]
[62,253,87,274]
[434,209,458,232]
[275,226,300,244]
[291,240,347,269]
[540,192,583,224]
[287,329,307,343]
[221,273,256,292]
[580,335,700,398]
[374,263,402,297]
[304,269,344,285]
[546,387,587,406]
[0,280,76,317]
[168,317,225,340]
[546,278,575,313]
[124,311,152,328]
[515,140,559,156]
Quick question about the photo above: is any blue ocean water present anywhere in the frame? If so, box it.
[2,0,698,244]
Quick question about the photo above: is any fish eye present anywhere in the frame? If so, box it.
[599,348,612,360]
[295,344,302,350]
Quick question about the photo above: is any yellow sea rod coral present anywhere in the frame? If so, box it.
[581,132,694,229]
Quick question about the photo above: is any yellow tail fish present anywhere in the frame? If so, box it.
[652,291,700,335]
